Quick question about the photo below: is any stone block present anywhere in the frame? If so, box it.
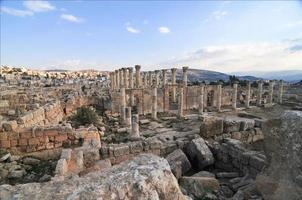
[28,138,39,145]
[55,158,68,176]
[0,140,10,148]
[55,134,68,142]
[129,142,143,154]
[166,149,191,179]
[61,149,72,162]
[2,120,18,132]
[185,138,214,170]
[200,116,223,138]
[114,145,130,157]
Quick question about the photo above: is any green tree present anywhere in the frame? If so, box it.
[70,107,98,128]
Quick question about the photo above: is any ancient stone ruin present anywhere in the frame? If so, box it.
[0,65,302,200]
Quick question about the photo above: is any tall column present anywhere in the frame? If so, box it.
[119,69,124,87]
[115,70,120,89]
[269,81,274,104]
[162,69,167,87]
[278,80,284,104]
[123,68,128,88]
[109,72,114,90]
[182,66,189,87]
[198,86,204,114]
[130,114,140,139]
[245,81,251,108]
[257,81,263,106]
[171,68,177,102]
[128,67,134,88]
[144,72,148,88]
[232,83,238,110]
[163,85,170,112]
[178,85,184,118]
[125,107,132,127]
[154,70,160,87]
[130,89,134,106]
[148,71,153,87]
[217,84,222,112]
[135,65,141,88]
[120,87,126,123]
[152,87,157,120]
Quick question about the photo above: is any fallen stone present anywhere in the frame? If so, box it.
[23,157,40,165]
[216,172,240,178]
[139,119,150,125]
[166,149,191,179]
[185,138,214,170]
[179,176,220,199]
[192,171,215,178]
[0,154,186,200]
[0,153,11,162]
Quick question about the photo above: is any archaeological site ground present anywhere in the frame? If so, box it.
[0,66,301,200]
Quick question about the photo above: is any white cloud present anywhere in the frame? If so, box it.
[125,22,140,34]
[160,39,302,73]
[204,10,228,23]
[61,14,84,23]
[158,26,170,34]
[23,0,55,12]
[0,6,33,17]
[212,10,228,20]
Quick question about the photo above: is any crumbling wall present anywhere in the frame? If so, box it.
[0,125,101,153]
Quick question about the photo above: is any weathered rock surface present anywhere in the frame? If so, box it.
[179,176,220,199]
[256,110,302,200]
[0,154,186,200]
[185,138,214,170]
[166,149,191,179]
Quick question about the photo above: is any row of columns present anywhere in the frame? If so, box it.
[110,66,189,90]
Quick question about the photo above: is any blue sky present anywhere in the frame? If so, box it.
[1,0,302,73]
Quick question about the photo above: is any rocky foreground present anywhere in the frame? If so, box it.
[0,154,185,200]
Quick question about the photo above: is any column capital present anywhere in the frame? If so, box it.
[171,68,177,72]
[135,65,141,70]
[128,67,133,72]
[183,66,189,71]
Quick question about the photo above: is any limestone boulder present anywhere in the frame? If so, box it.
[256,110,302,200]
[179,176,220,199]
[166,149,191,179]
[185,138,214,170]
[0,154,186,200]
[200,116,223,138]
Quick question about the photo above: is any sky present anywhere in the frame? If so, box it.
[1,0,302,73]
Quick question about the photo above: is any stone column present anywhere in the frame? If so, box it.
[110,72,114,90]
[119,69,124,87]
[130,114,140,139]
[217,84,222,112]
[135,65,141,88]
[198,86,204,114]
[178,85,184,118]
[154,70,160,87]
[269,81,275,104]
[163,85,169,112]
[115,70,120,89]
[148,71,153,87]
[144,72,148,88]
[125,107,132,127]
[123,68,128,88]
[257,81,263,106]
[278,80,284,104]
[120,87,126,123]
[182,66,189,87]
[171,68,177,102]
[245,81,251,108]
[232,83,238,110]
[152,87,157,120]
[129,90,134,106]
[128,67,134,88]
[162,69,167,87]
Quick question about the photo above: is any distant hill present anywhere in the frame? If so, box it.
[170,68,259,82]
[232,70,302,82]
